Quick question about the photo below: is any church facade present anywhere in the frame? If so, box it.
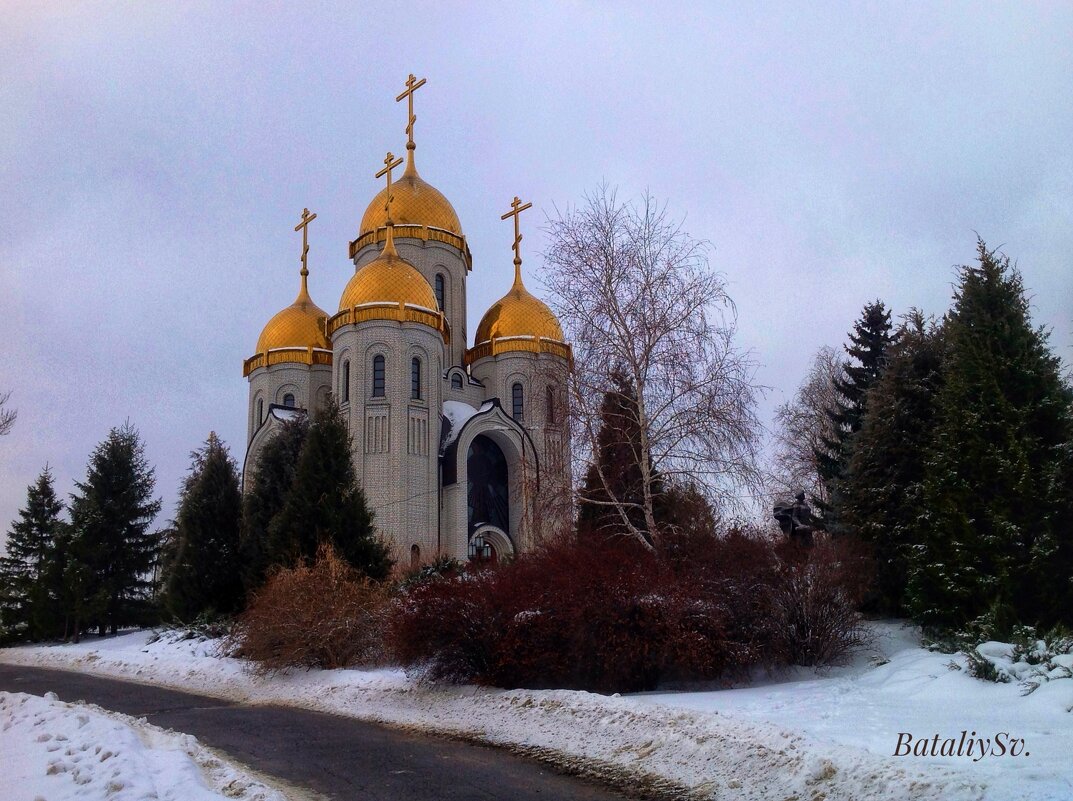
[242,76,572,567]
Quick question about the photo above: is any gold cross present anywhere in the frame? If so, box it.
[294,207,317,276]
[375,151,404,220]
[501,196,533,266]
[396,73,427,149]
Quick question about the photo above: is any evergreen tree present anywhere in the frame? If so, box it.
[68,423,162,636]
[0,467,67,640]
[239,415,308,592]
[161,433,244,621]
[814,300,895,528]
[907,242,1073,632]
[577,371,655,545]
[267,399,391,579]
[841,312,944,615]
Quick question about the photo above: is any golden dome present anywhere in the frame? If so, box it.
[474,268,565,345]
[255,275,330,354]
[358,150,462,237]
[338,226,438,311]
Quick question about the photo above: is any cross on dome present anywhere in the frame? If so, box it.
[501,195,533,279]
[294,207,317,279]
[396,73,427,151]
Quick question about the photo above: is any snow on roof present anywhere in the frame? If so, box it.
[270,406,304,422]
[441,400,494,448]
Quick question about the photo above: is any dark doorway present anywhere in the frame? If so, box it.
[467,435,509,534]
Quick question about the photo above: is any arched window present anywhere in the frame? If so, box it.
[546,385,557,423]
[257,398,264,425]
[451,373,463,390]
[342,360,351,403]
[410,544,421,569]
[372,355,385,397]
[411,357,422,400]
[283,393,296,408]
[467,435,509,534]
[512,382,524,422]
[434,273,446,311]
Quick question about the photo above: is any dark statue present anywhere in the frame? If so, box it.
[773,491,817,547]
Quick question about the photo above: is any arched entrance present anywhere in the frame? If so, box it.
[467,434,509,535]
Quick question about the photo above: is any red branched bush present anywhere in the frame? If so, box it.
[230,544,388,672]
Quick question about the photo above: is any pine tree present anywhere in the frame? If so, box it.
[162,433,244,621]
[239,415,308,593]
[907,242,1073,632]
[0,467,67,640]
[267,399,391,579]
[814,300,895,528]
[841,312,944,615]
[68,423,162,636]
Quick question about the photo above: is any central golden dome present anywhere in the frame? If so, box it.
[358,150,461,237]
[339,227,438,311]
[474,270,565,345]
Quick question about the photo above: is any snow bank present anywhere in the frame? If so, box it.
[0,690,290,801]
[2,624,1069,800]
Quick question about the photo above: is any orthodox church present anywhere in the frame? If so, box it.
[242,75,572,567]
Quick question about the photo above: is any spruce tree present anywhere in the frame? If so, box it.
[239,415,308,592]
[0,467,67,640]
[268,399,391,579]
[841,312,944,615]
[162,433,244,621]
[68,423,162,635]
[907,242,1073,632]
[577,371,655,545]
[814,300,895,528]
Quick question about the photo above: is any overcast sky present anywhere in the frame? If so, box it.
[2,2,1071,537]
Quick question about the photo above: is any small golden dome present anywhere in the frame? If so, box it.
[255,276,330,353]
[339,226,438,311]
[474,269,565,345]
[358,151,462,237]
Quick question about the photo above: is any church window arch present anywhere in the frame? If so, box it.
[467,435,509,534]
[546,384,557,423]
[434,273,446,312]
[342,359,351,403]
[451,372,463,390]
[411,357,422,400]
[283,392,296,408]
[256,398,264,425]
[410,544,420,568]
[372,355,386,397]
[512,382,524,422]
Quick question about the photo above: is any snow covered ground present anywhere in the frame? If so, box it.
[0,691,292,801]
[1,622,1069,800]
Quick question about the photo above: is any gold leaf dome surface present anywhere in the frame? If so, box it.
[256,281,330,353]
[358,152,462,237]
[339,232,438,311]
[474,273,565,345]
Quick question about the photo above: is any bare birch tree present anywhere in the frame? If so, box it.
[769,345,845,507]
[543,187,763,551]
[0,391,16,437]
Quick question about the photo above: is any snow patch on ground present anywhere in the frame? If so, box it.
[0,690,292,801]
[2,623,1070,800]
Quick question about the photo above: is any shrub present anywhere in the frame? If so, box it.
[387,531,869,693]
[229,544,388,672]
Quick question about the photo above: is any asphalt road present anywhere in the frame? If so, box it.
[0,664,632,801]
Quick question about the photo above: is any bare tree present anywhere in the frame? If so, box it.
[543,187,763,551]
[769,346,845,507]
[0,391,16,437]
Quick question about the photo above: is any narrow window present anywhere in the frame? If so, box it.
[257,398,264,424]
[343,360,351,403]
[372,355,385,397]
[410,544,421,569]
[434,273,446,311]
[283,393,296,408]
[546,385,556,423]
[411,357,422,400]
[451,373,463,390]
[512,382,524,422]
